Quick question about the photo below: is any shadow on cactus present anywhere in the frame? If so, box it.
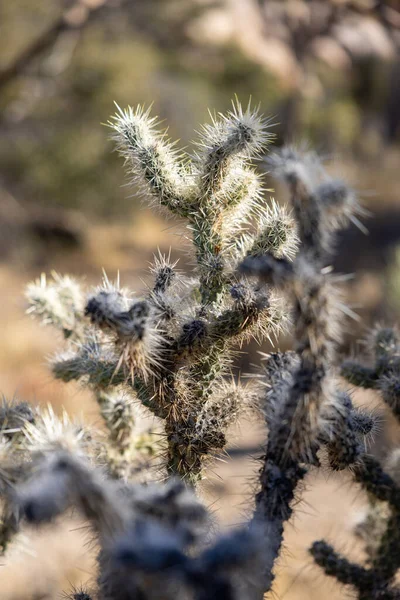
[1,100,400,600]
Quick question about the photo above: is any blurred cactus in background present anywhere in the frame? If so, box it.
[1,98,400,600]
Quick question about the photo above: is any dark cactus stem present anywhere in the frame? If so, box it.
[253,454,306,595]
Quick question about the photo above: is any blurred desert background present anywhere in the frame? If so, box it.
[1,1,400,598]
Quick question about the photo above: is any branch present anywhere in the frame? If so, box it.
[0,0,108,91]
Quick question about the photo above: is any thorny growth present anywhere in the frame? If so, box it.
[25,100,294,483]
[241,146,400,600]
[1,102,400,599]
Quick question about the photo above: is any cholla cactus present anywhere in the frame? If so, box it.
[26,100,295,483]
[26,272,84,339]
[4,101,400,600]
[240,146,400,600]
[342,326,400,414]
[0,399,93,555]
[2,397,262,600]
[316,324,400,600]
[241,146,380,596]
[14,439,262,600]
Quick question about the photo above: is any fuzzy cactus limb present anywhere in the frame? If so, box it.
[242,146,367,596]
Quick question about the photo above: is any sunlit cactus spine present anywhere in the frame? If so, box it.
[26,99,296,483]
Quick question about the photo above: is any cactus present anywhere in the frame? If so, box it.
[25,100,293,484]
[1,101,400,600]
[242,147,400,600]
